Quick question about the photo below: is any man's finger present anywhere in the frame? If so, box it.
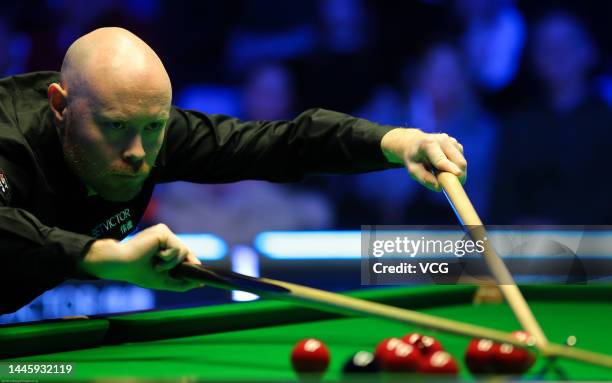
[155,249,186,272]
[185,251,202,265]
[454,142,464,154]
[151,224,199,267]
[421,139,462,176]
[440,139,467,175]
[153,224,181,249]
[157,247,178,262]
[407,162,440,191]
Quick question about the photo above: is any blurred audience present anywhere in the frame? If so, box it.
[224,1,317,76]
[294,0,379,113]
[0,18,31,76]
[152,181,332,245]
[243,62,295,120]
[29,0,160,71]
[493,11,612,224]
[454,0,526,92]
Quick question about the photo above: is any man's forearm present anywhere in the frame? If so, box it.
[0,207,95,313]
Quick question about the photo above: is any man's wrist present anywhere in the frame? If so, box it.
[380,127,424,164]
[78,238,119,279]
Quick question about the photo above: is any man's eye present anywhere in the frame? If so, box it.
[109,121,125,130]
[146,122,164,131]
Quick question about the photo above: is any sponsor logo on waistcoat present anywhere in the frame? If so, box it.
[91,208,133,237]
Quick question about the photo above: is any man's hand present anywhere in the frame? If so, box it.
[381,128,467,191]
[79,224,204,291]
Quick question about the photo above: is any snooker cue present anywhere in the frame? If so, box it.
[171,263,612,368]
[171,263,523,345]
[436,171,550,351]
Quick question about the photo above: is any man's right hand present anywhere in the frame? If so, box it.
[79,223,204,291]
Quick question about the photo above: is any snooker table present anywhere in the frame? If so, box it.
[1,284,612,381]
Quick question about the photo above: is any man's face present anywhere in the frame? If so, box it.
[61,81,170,202]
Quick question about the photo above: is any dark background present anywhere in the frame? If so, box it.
[2,0,612,322]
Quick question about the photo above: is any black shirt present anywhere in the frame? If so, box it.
[0,71,397,313]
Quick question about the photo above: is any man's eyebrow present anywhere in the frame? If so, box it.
[94,112,169,121]
[93,109,128,120]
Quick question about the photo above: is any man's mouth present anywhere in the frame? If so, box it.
[111,173,145,179]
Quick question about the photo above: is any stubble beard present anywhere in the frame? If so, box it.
[60,126,144,202]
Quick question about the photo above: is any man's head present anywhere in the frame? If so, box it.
[48,27,172,202]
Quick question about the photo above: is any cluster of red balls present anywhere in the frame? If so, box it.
[465,330,536,374]
[290,330,535,379]
[374,333,457,373]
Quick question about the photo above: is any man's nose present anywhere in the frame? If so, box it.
[122,134,146,167]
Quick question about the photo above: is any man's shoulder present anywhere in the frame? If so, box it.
[0,71,60,88]
[0,71,58,123]
[0,71,60,100]
[0,72,59,157]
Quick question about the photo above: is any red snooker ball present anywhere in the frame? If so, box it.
[374,337,404,359]
[402,333,444,356]
[375,338,420,372]
[419,351,459,374]
[493,342,535,374]
[291,338,330,375]
[465,338,497,374]
[402,332,423,346]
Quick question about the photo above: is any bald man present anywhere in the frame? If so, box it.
[0,28,466,313]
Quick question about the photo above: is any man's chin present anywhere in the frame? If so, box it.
[96,184,143,202]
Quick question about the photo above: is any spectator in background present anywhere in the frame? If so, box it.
[243,63,295,120]
[295,0,380,113]
[224,1,317,76]
[152,62,333,245]
[28,0,113,70]
[345,43,497,225]
[29,0,160,72]
[176,84,241,117]
[493,11,612,224]
[0,18,31,77]
[454,0,525,92]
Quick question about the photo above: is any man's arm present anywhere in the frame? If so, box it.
[0,206,95,313]
[157,107,466,188]
[0,207,204,314]
[0,157,202,314]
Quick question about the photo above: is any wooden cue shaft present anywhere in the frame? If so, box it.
[261,276,526,347]
[436,172,550,351]
[546,343,612,368]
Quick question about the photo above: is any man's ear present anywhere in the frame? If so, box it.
[48,83,68,123]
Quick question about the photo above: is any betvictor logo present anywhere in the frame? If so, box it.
[91,208,133,237]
